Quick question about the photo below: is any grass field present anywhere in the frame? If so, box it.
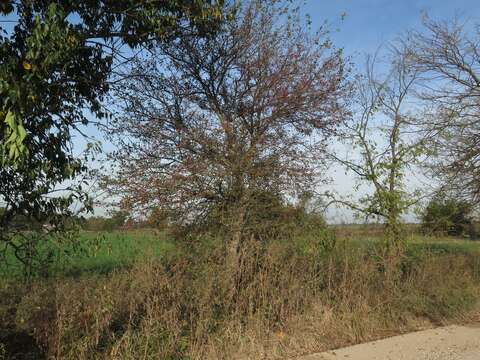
[2,226,479,279]
[62,230,177,275]
[0,230,176,278]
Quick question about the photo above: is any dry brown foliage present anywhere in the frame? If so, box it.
[2,237,479,359]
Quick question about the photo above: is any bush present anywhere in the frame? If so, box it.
[421,196,476,237]
[147,207,169,230]
[82,210,129,232]
[183,190,328,243]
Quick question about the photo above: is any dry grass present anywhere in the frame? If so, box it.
[1,233,479,360]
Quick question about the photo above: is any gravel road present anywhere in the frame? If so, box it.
[297,325,480,360]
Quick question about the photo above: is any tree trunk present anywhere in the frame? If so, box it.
[225,200,247,301]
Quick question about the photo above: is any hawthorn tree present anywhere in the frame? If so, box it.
[403,16,480,205]
[106,0,350,270]
[0,0,225,275]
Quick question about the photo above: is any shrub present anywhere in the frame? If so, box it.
[184,190,328,244]
[421,196,475,237]
[82,210,129,232]
[147,207,169,230]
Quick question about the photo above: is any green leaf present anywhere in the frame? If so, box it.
[8,143,17,160]
[17,124,27,142]
[4,109,15,128]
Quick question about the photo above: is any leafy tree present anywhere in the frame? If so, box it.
[421,196,475,237]
[0,0,225,273]
[1,0,225,162]
[329,51,426,248]
[195,189,327,241]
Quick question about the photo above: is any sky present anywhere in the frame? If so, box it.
[304,0,480,60]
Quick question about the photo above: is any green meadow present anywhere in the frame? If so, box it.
[1,227,478,279]
[0,230,176,278]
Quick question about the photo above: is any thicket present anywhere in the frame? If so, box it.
[421,196,477,238]
[81,211,130,232]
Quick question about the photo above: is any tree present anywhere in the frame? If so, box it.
[329,52,425,247]
[105,0,350,273]
[421,195,474,237]
[402,16,480,205]
[1,0,225,164]
[0,0,225,273]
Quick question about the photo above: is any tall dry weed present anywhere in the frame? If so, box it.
[2,236,479,359]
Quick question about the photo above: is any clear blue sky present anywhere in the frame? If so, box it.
[304,0,480,62]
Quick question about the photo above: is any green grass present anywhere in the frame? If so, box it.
[0,230,176,278]
[338,230,480,255]
[2,226,479,279]
[408,235,480,255]
[60,230,177,275]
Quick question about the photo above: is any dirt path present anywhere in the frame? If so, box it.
[297,325,480,360]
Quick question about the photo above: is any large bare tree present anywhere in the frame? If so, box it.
[403,16,480,204]
[106,0,350,266]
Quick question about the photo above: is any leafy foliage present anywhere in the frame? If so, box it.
[189,190,329,242]
[82,210,129,232]
[421,196,475,237]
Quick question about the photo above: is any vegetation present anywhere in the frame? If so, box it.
[105,0,350,286]
[0,230,175,279]
[421,196,476,237]
[1,1,480,359]
[0,226,478,359]
[402,16,480,205]
[0,0,226,278]
[328,51,426,248]
[81,211,130,232]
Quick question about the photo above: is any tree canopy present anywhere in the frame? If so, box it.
[403,16,480,205]
[105,0,351,268]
